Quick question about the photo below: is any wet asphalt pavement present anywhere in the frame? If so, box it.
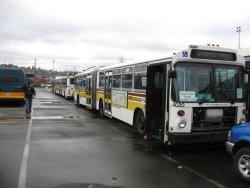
[0,88,249,188]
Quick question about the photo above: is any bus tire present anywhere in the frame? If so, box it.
[76,95,80,106]
[135,110,146,136]
[99,100,104,118]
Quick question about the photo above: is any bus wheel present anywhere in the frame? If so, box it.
[76,95,80,106]
[135,110,146,136]
[99,100,104,118]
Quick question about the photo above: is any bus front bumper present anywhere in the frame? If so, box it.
[168,131,228,145]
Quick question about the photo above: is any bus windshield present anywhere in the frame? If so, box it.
[172,62,245,103]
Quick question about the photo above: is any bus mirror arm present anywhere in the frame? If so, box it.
[168,70,177,79]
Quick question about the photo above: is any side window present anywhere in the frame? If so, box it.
[112,75,121,88]
[99,72,105,88]
[75,77,80,86]
[87,77,91,88]
[122,67,133,89]
[70,78,75,85]
[134,73,147,90]
[61,79,67,86]
[112,69,121,88]
[122,74,133,89]
[154,72,163,89]
[134,64,147,90]
[82,75,87,87]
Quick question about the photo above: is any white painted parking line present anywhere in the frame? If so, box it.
[18,111,33,188]
[161,154,227,188]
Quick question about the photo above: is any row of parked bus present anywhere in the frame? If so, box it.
[52,75,75,99]
[52,45,249,145]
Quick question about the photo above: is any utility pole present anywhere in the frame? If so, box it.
[53,60,55,72]
[52,60,55,78]
[34,59,37,75]
[236,26,241,49]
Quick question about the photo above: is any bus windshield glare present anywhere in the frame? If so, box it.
[172,62,245,103]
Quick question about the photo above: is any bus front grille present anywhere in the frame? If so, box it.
[192,107,236,131]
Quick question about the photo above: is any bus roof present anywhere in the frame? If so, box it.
[75,45,244,75]
[99,45,244,71]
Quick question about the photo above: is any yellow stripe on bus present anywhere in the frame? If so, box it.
[0,92,24,99]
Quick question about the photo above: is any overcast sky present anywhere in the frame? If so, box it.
[1,0,250,71]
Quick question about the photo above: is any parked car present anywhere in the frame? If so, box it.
[226,123,250,183]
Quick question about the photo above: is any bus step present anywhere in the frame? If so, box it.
[104,113,112,118]
[151,135,162,141]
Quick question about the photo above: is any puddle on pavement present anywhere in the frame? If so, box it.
[34,101,70,105]
[53,183,124,188]
[111,136,137,141]
[32,116,81,120]
[0,115,27,120]
[0,111,82,120]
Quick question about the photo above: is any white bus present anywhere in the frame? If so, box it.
[76,45,246,145]
[53,75,75,99]
[74,67,98,108]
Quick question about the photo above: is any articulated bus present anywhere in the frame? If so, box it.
[0,66,30,103]
[52,75,75,99]
[75,45,246,145]
[74,67,98,108]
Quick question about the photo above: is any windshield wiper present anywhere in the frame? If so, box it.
[218,71,235,104]
[198,83,213,104]
[199,72,213,105]
[220,82,235,104]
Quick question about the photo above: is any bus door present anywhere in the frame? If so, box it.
[86,74,92,107]
[245,60,250,121]
[104,71,112,116]
[146,63,167,140]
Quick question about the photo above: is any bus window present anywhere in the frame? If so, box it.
[134,72,147,90]
[134,64,147,90]
[122,74,132,89]
[75,77,81,87]
[70,78,75,85]
[112,74,121,88]
[82,75,87,87]
[154,72,163,89]
[99,72,105,88]
[61,78,67,86]
[122,67,133,89]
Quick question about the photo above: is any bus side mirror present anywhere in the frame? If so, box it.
[168,70,177,78]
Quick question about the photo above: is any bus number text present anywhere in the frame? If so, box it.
[172,103,185,107]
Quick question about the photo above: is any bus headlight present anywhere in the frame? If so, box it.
[239,117,246,124]
[178,120,187,128]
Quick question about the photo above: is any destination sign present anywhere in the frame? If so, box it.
[191,49,237,61]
